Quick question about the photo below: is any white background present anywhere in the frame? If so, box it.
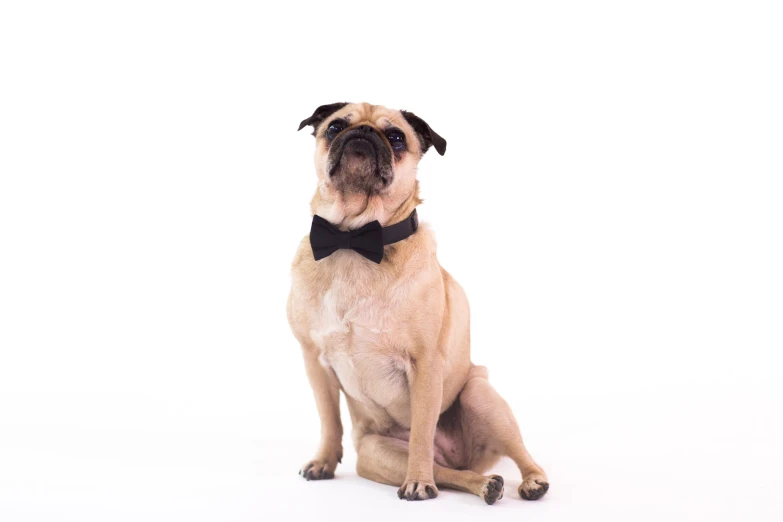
[1,1,782,521]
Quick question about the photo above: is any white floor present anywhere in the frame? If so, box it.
[2,380,780,522]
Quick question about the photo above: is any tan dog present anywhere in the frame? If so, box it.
[287,102,549,504]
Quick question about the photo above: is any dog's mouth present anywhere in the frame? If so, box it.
[329,136,380,177]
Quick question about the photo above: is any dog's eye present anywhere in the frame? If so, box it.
[386,130,406,151]
[326,120,346,139]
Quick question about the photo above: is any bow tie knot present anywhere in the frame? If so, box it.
[336,231,353,250]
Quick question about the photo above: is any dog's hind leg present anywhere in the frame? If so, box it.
[355,434,505,504]
[458,366,550,500]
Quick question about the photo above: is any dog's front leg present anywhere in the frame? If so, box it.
[298,342,343,480]
[397,354,443,501]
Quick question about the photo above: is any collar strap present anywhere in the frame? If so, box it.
[381,208,419,245]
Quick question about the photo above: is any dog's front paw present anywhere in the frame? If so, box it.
[397,478,438,501]
[299,458,338,481]
[518,475,549,500]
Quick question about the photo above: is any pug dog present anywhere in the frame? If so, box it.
[287,103,549,504]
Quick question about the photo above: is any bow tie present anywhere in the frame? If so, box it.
[309,209,419,264]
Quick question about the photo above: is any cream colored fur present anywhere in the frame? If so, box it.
[288,103,548,503]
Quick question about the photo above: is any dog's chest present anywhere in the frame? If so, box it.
[308,275,411,410]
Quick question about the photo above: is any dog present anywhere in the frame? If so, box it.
[287,102,549,504]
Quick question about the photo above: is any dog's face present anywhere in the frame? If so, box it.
[298,103,446,202]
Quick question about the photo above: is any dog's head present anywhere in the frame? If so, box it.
[298,102,446,222]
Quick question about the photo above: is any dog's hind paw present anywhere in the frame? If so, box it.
[482,474,504,505]
[518,475,549,500]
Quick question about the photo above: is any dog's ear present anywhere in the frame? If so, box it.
[298,102,349,134]
[401,110,447,156]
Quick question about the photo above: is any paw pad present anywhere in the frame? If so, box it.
[483,474,504,505]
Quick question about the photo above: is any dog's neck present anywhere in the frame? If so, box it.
[310,182,422,231]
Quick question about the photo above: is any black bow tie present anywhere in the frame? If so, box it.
[310,209,419,264]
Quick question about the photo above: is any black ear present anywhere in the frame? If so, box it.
[401,110,447,156]
[298,102,349,134]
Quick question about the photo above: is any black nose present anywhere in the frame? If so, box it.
[341,125,379,159]
[344,138,374,158]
